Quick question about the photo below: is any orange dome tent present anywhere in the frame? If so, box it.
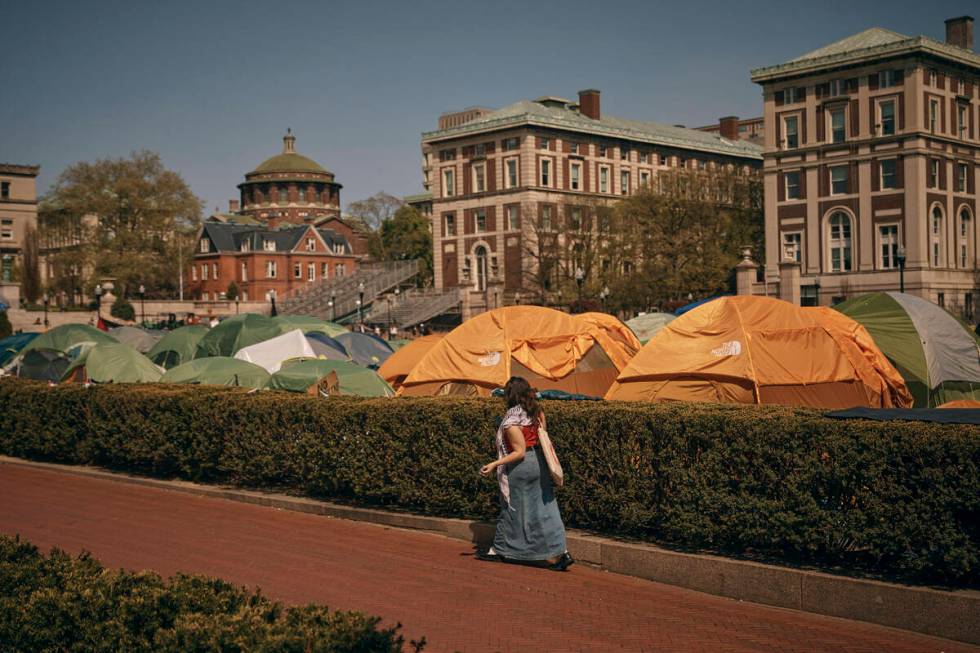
[377,333,445,390]
[605,296,912,408]
[399,306,641,397]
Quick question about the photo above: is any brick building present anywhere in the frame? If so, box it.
[695,116,765,145]
[0,163,40,268]
[420,90,762,311]
[236,130,342,228]
[749,16,979,317]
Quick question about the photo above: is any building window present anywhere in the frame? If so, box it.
[266,261,277,278]
[958,105,968,139]
[293,263,302,279]
[212,263,218,280]
[440,149,456,161]
[0,218,12,240]
[957,163,968,192]
[879,225,899,269]
[240,239,251,252]
[306,238,316,251]
[830,165,849,195]
[321,263,329,279]
[507,205,519,230]
[278,189,288,204]
[599,145,607,157]
[298,188,306,203]
[938,292,945,308]
[0,182,8,199]
[659,154,667,166]
[506,158,518,188]
[199,238,209,253]
[540,159,551,186]
[828,212,853,272]
[202,264,209,280]
[335,263,346,277]
[241,262,248,282]
[620,146,630,161]
[783,232,802,263]
[569,207,582,230]
[541,205,552,231]
[785,170,801,200]
[539,137,551,149]
[929,99,939,132]
[263,238,276,252]
[475,210,486,233]
[878,69,900,88]
[242,291,248,301]
[828,79,844,97]
[783,115,799,148]
[443,169,455,197]
[570,162,581,190]
[960,208,972,268]
[620,170,630,195]
[932,206,944,267]
[830,108,846,144]
[568,142,578,154]
[202,291,209,301]
[444,213,456,236]
[473,143,486,157]
[472,163,486,193]
[599,166,609,193]
[929,159,940,188]
[928,69,937,86]
[878,100,895,136]
[640,170,650,187]
[307,263,315,281]
[880,159,897,189]
[786,86,804,103]
[191,265,197,281]
[503,137,519,150]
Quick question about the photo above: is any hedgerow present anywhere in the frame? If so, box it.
[0,534,420,652]
[0,379,977,586]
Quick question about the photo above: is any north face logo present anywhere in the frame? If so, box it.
[710,340,742,357]
[478,351,502,367]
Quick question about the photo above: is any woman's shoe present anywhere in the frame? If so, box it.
[476,550,505,563]
[547,552,575,571]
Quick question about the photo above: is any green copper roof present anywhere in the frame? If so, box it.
[751,27,980,82]
[250,152,329,175]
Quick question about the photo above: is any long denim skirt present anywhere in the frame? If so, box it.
[492,447,567,561]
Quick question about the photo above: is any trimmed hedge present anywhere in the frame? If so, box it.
[1,379,978,586]
[0,535,420,652]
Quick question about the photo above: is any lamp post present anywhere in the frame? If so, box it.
[600,285,610,313]
[138,284,146,325]
[357,281,365,324]
[813,276,821,306]
[557,288,563,311]
[575,267,585,298]
[42,292,49,329]
[356,298,362,325]
[94,284,103,322]
[330,292,336,322]
[896,246,906,294]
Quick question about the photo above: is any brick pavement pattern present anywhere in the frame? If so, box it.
[0,464,973,653]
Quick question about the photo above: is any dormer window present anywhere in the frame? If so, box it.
[199,238,209,253]
[240,240,251,252]
[306,238,316,251]
[263,238,276,252]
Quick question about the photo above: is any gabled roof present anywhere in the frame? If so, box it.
[751,26,980,82]
[199,222,351,255]
[422,99,762,159]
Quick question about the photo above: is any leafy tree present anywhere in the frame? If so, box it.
[42,151,203,300]
[111,297,135,322]
[346,192,404,231]
[0,310,11,339]
[377,206,433,287]
[226,281,239,301]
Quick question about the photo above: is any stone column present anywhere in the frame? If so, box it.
[778,245,801,305]
[735,248,758,296]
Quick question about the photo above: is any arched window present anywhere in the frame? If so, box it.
[959,207,972,268]
[474,245,488,291]
[931,205,944,267]
[827,212,852,272]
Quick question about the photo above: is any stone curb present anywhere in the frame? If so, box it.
[2,456,977,646]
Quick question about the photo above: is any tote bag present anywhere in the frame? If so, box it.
[537,428,564,488]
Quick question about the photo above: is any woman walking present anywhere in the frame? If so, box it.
[479,376,573,571]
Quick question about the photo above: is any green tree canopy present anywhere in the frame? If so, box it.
[377,205,433,287]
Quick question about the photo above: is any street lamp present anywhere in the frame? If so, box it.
[356,298,362,325]
[575,267,585,298]
[330,292,336,322]
[600,285,610,312]
[896,246,907,294]
[357,281,365,324]
[813,277,821,306]
[138,284,146,325]
[42,292,49,328]
[94,284,103,321]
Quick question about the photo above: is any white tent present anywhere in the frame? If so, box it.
[233,329,316,373]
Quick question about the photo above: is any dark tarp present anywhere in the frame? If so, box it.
[0,332,38,367]
[17,349,71,382]
[334,332,393,368]
[305,332,350,361]
[825,407,980,425]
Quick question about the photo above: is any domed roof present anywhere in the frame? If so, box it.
[248,129,331,176]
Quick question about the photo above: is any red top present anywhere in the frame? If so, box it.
[504,423,539,452]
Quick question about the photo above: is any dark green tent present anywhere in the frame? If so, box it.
[20,324,116,358]
[835,292,980,407]
[63,343,163,384]
[194,314,280,358]
[267,359,394,397]
[161,357,270,388]
[148,325,208,369]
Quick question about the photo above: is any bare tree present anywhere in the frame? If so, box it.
[346,192,404,231]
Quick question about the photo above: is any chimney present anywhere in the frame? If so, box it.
[578,89,601,120]
[719,116,740,140]
[945,16,974,51]
[229,199,240,212]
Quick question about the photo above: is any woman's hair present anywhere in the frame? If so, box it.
[504,376,541,424]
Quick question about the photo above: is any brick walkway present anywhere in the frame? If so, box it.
[0,464,973,653]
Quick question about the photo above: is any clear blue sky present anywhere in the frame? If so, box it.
[1,0,975,214]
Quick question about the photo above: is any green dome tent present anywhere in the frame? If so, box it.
[625,312,677,344]
[267,359,394,397]
[63,343,163,384]
[271,315,347,338]
[20,323,117,358]
[194,314,281,358]
[161,357,270,388]
[834,292,980,407]
[147,325,209,369]
[15,349,71,382]
[109,326,162,353]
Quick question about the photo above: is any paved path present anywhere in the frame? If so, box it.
[0,464,973,653]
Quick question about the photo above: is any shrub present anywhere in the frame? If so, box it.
[0,380,977,586]
[111,297,135,322]
[0,310,11,339]
[226,281,239,301]
[0,534,419,652]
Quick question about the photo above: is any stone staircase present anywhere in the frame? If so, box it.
[365,287,461,328]
[280,260,419,321]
